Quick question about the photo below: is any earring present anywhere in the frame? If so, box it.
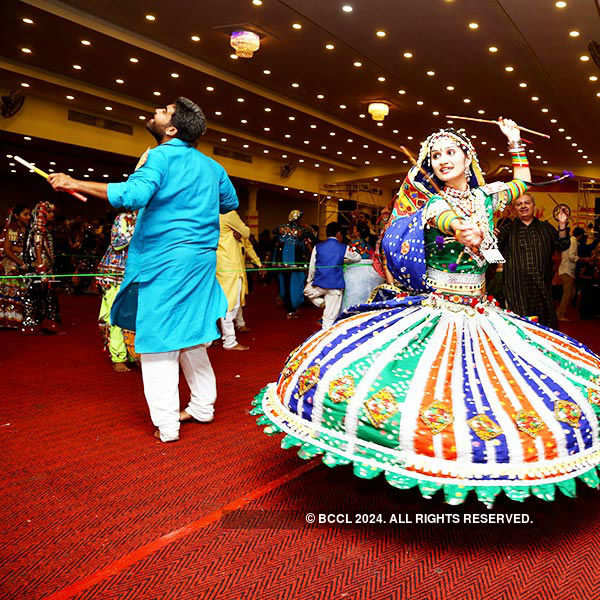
[464,163,471,179]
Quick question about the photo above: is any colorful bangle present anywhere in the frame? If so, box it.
[437,211,460,235]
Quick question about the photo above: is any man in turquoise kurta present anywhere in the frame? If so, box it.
[49,97,238,442]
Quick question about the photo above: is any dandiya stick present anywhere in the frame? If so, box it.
[13,156,87,202]
[445,115,550,139]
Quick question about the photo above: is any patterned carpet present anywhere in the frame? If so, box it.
[2,283,600,600]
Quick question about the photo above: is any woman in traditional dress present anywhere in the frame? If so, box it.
[252,120,600,506]
[0,205,31,329]
[273,210,315,319]
[22,201,60,334]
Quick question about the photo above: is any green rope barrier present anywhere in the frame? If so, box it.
[0,262,376,280]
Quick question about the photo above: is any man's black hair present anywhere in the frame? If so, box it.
[326,222,341,238]
[573,226,585,238]
[171,97,206,144]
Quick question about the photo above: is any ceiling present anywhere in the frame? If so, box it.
[1,0,599,188]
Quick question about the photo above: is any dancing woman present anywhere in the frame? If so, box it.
[252,120,600,506]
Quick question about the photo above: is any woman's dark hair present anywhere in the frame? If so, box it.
[171,97,207,144]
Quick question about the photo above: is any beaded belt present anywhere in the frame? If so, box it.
[425,267,485,296]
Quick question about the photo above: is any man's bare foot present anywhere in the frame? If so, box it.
[112,362,132,373]
[179,410,194,422]
[154,429,179,442]
[224,343,249,351]
[179,410,214,423]
[237,325,251,333]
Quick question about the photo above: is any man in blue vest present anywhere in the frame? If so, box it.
[304,222,361,329]
[48,97,238,443]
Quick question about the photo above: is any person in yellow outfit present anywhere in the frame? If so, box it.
[216,210,261,350]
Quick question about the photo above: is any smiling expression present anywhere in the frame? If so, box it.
[430,137,470,186]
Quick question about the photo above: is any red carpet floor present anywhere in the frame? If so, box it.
[2,284,600,600]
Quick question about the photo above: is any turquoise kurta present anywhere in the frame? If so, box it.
[107,138,238,353]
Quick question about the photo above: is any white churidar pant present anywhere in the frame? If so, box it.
[220,277,242,349]
[140,343,217,442]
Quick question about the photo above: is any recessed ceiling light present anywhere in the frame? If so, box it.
[243,144,249,149]
[417,100,424,105]
[519,82,527,87]
[468,22,479,30]
[550,118,558,123]
[21,47,32,54]
[403,51,413,58]
[310,124,317,129]
[317,94,325,99]
[105,106,112,111]
[541,107,549,112]
[572,143,577,147]
[230,53,239,60]
[463,98,471,103]
[321,145,327,150]
[346,138,353,142]
[325,43,335,50]
[580,55,590,62]
[365,160,370,165]
[215,111,222,116]
[478,109,486,114]
[84,174,90,178]
[565,135,572,140]
[569,30,580,37]
[531,96,539,101]
[22,17,34,24]
[299,159,304,163]
[145,14,156,21]
[426,70,435,76]
[397,89,406,94]
[377,122,383,126]
[265,127,271,132]
[407,136,413,140]
[291,82,300,88]
[220,137,227,142]
[237,97,245,102]
[284,134,291,138]
[352,156,357,160]
[446,85,455,91]
[72,64,82,70]
[376,30,386,38]
[353,61,363,67]
[153,91,161,96]
[433,111,440,116]
[130,57,139,63]
[330,131,336,136]
[206,86,214,91]
[488,46,498,53]
[171,72,179,78]
[505,66,514,72]
[342,5,353,13]
[359,113,366,118]
[264,107,272,112]
[20,82,30,88]
[292,23,302,30]
[377,76,386,82]
[263,69,271,75]
[252,0,263,5]
[24,136,31,141]
[138,115,146,120]
[288,116,296,120]
[555,1,567,7]
[241,119,248,124]
[115,78,124,84]
[558,128,565,132]
[590,75,599,82]
[337,151,342,155]
[66,95,75,100]
[264,149,269,153]
[191,35,200,42]
[81,40,91,46]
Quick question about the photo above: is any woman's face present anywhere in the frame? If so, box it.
[430,138,469,185]
[17,208,31,225]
